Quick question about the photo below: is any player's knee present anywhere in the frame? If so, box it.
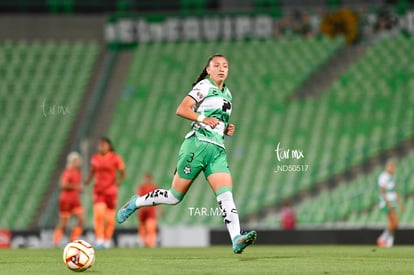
[94,213,104,223]
[60,218,69,228]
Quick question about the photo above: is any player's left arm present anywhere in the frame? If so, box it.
[116,156,126,186]
[224,124,235,136]
[116,168,125,186]
[397,192,403,212]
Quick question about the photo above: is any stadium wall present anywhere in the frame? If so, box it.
[0,15,105,41]
[4,228,414,248]
[210,229,414,245]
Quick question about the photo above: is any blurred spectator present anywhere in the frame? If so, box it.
[280,200,296,230]
[276,10,313,38]
[291,11,312,38]
[276,15,293,37]
[376,9,395,31]
[320,8,360,44]
[373,8,399,39]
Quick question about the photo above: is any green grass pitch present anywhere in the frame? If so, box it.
[0,245,412,274]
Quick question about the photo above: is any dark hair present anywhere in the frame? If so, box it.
[192,54,226,87]
[100,137,114,151]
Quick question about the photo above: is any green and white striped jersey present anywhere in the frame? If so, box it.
[185,78,232,148]
[378,171,397,204]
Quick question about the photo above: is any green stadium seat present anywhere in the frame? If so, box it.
[293,149,414,226]
[0,41,99,229]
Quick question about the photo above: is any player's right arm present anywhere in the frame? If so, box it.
[176,96,218,128]
[115,156,126,187]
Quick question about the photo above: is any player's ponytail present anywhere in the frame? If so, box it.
[192,68,208,87]
[192,53,226,87]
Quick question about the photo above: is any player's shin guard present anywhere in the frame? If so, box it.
[216,187,241,240]
[118,188,184,224]
[135,188,183,207]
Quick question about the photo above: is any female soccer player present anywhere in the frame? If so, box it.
[84,137,125,249]
[136,173,159,247]
[117,54,256,254]
[377,159,403,247]
[53,152,85,246]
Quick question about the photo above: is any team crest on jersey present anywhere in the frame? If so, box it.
[196,92,203,99]
[183,164,191,174]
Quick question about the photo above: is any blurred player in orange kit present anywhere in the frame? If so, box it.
[84,137,125,249]
[280,199,296,230]
[53,152,85,246]
[136,173,160,247]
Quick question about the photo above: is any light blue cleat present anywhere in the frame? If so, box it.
[116,195,139,224]
[232,230,257,254]
[94,243,106,250]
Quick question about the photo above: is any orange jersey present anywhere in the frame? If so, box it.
[60,168,82,198]
[137,183,158,220]
[59,168,82,213]
[91,152,125,194]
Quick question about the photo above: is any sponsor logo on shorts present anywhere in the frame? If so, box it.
[183,164,191,175]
